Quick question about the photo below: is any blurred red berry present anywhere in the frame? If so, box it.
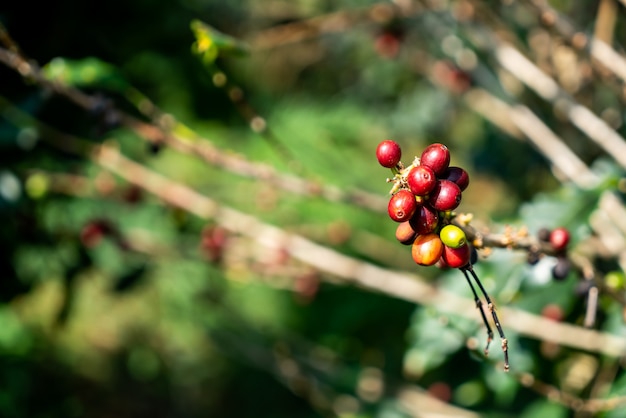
[549,227,570,252]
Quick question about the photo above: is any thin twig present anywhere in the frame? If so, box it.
[520,0,626,83]
[493,42,626,169]
[0,43,387,213]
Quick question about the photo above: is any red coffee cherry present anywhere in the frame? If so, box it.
[441,243,471,269]
[80,219,114,248]
[549,227,570,252]
[428,180,462,211]
[376,140,402,168]
[412,233,444,266]
[409,203,439,235]
[541,304,564,322]
[407,165,437,196]
[375,31,402,59]
[387,189,417,222]
[420,143,450,175]
[441,166,470,191]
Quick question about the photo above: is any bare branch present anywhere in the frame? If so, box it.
[494,42,626,169]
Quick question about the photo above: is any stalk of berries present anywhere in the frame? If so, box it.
[376,139,509,371]
[377,141,471,267]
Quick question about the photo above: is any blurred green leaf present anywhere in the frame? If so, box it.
[42,57,130,92]
[190,19,249,65]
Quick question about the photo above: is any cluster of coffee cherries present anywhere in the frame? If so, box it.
[378,140,510,372]
[377,140,473,269]
[529,226,571,280]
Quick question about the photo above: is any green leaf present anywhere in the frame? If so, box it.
[42,57,130,92]
[518,400,567,418]
[190,19,249,65]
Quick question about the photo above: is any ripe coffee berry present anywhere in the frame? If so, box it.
[407,165,437,196]
[549,227,570,252]
[420,143,450,175]
[441,166,470,191]
[409,204,439,235]
[376,140,402,168]
[388,189,417,222]
[541,304,564,322]
[552,256,571,281]
[441,243,471,269]
[428,180,462,211]
[412,233,444,266]
[395,221,417,245]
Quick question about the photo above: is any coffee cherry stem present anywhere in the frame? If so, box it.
[462,265,510,372]
[461,267,494,356]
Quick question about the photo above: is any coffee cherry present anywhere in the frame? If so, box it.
[441,243,471,268]
[605,271,625,290]
[537,227,551,242]
[441,166,470,191]
[376,140,402,168]
[409,204,439,235]
[375,31,402,59]
[550,227,570,252]
[552,256,571,281]
[201,225,228,263]
[420,143,450,175]
[388,190,417,222]
[407,165,437,196]
[412,233,444,266]
[395,221,417,245]
[80,219,114,248]
[428,180,462,211]
[541,304,564,322]
[526,251,540,265]
[574,280,594,297]
[439,224,466,248]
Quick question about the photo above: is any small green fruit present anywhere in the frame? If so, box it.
[439,225,466,249]
[25,172,49,199]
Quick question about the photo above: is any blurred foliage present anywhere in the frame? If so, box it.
[2,0,626,417]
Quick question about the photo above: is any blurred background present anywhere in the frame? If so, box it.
[1,0,626,417]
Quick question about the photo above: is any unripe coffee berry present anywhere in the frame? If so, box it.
[387,189,417,222]
[395,221,417,245]
[376,140,402,168]
[407,165,436,196]
[420,143,450,175]
[439,224,466,248]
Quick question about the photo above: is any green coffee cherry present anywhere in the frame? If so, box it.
[439,224,466,249]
